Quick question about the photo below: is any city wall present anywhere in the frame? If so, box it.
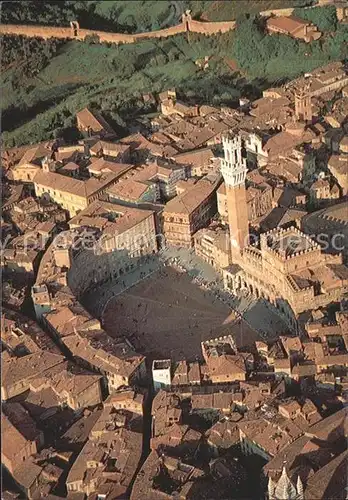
[188,19,236,34]
[0,5,345,47]
[0,6,321,45]
[0,19,237,43]
[0,22,188,43]
[259,7,295,17]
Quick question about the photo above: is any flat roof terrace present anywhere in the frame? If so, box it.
[266,228,318,258]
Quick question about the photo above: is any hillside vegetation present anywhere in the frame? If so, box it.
[1,0,316,29]
[1,3,347,148]
[233,8,347,79]
[1,1,182,32]
[194,0,315,21]
[1,32,243,147]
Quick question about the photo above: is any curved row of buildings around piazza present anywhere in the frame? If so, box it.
[2,60,346,499]
[31,131,348,349]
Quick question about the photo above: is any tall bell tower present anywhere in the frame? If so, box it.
[295,84,312,122]
[220,134,249,258]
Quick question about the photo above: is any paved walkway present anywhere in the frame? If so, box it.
[102,265,231,361]
[82,247,290,350]
[82,254,162,317]
[158,247,288,339]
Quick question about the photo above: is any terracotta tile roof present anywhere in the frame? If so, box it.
[63,330,145,379]
[2,184,25,210]
[267,15,310,35]
[313,264,348,291]
[1,308,60,355]
[22,386,61,419]
[130,450,203,500]
[207,353,246,377]
[2,351,64,394]
[149,131,174,145]
[304,449,348,500]
[279,336,302,356]
[239,415,303,457]
[44,306,94,337]
[188,361,201,383]
[67,424,142,493]
[33,170,118,199]
[328,154,348,175]
[87,158,133,177]
[29,360,102,402]
[274,357,291,370]
[119,133,163,155]
[55,147,83,163]
[90,140,130,156]
[106,178,150,201]
[263,129,314,158]
[163,178,218,215]
[59,161,80,172]
[172,147,215,167]
[174,126,217,151]
[278,399,301,415]
[12,459,42,489]
[104,390,144,409]
[261,207,307,231]
[292,362,317,377]
[206,420,240,448]
[3,402,42,447]
[172,360,188,386]
[18,143,52,167]
[76,107,114,135]
[68,200,155,236]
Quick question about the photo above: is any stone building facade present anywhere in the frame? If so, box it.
[193,227,231,271]
[163,178,219,247]
[33,170,119,217]
[214,133,348,328]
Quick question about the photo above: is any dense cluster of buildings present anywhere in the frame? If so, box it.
[2,59,348,499]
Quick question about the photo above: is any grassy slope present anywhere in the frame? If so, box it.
[77,0,302,27]
[1,0,309,29]
[2,1,342,147]
[92,0,181,31]
[1,35,243,146]
[190,0,310,21]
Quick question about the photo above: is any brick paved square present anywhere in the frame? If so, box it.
[102,266,247,361]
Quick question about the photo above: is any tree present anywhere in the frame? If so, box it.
[150,53,168,67]
[293,6,338,32]
[112,55,136,79]
[232,16,266,72]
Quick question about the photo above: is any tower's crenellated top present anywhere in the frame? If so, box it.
[220,134,247,188]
